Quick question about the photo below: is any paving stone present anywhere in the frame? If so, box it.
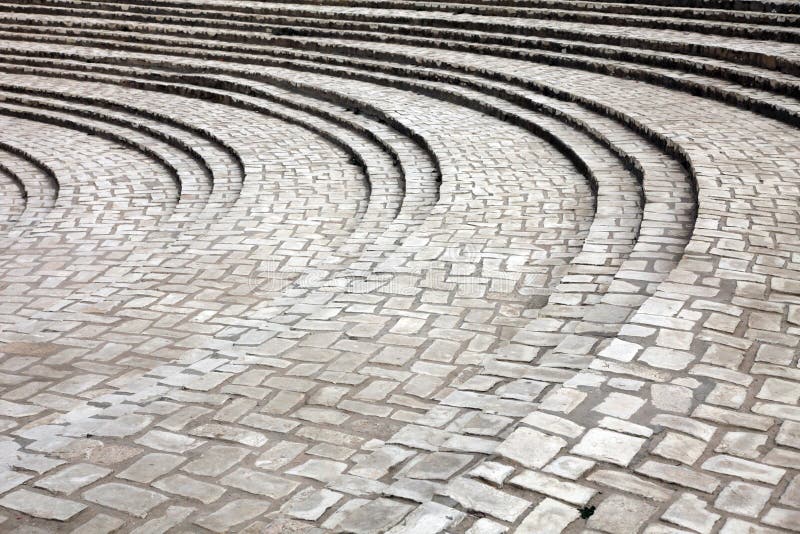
[701,455,786,485]
[92,415,154,438]
[544,456,596,480]
[587,494,657,533]
[776,420,800,449]
[189,424,267,447]
[135,430,202,453]
[0,489,85,521]
[240,413,300,433]
[256,442,308,471]
[83,483,167,518]
[118,453,185,484]
[718,519,785,534]
[443,478,529,523]
[182,445,249,477]
[0,471,33,495]
[779,475,800,507]
[651,384,694,414]
[153,474,226,504]
[34,463,111,494]
[130,506,195,534]
[653,432,707,465]
[286,459,347,483]
[510,470,595,505]
[405,452,472,481]
[384,478,440,503]
[282,488,342,521]
[571,428,645,467]
[521,412,584,438]
[662,493,720,533]
[715,481,772,517]
[636,461,720,493]
[220,468,299,499]
[469,461,515,486]
[71,513,125,534]
[762,507,800,530]
[466,518,507,534]
[194,500,271,532]
[517,498,580,534]
[0,4,799,534]
[333,498,412,534]
[593,392,646,419]
[587,469,674,501]
[496,428,567,469]
[386,501,464,534]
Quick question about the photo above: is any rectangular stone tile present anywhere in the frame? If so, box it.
[182,445,250,477]
[135,430,202,453]
[194,499,270,533]
[521,411,584,438]
[385,501,464,534]
[0,470,32,494]
[587,469,674,501]
[636,461,720,493]
[0,488,85,521]
[443,478,529,523]
[588,494,657,533]
[190,423,267,447]
[118,453,184,484]
[34,463,111,494]
[702,455,786,485]
[221,468,299,499]
[240,413,299,433]
[71,513,125,534]
[281,488,342,521]
[255,441,307,471]
[130,506,195,534]
[83,483,167,518]
[571,428,645,467]
[510,470,596,506]
[332,498,412,534]
[153,474,226,504]
[517,498,579,534]
[496,427,566,469]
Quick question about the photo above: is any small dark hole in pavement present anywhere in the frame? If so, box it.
[579,505,596,519]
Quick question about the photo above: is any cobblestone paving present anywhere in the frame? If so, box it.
[0,0,798,532]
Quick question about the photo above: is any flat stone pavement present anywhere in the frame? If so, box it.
[0,0,798,532]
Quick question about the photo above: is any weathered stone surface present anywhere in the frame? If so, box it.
[517,498,580,534]
[0,489,86,521]
[0,4,797,534]
[662,493,720,534]
[572,428,645,467]
[194,500,271,532]
[495,428,567,469]
[83,483,167,518]
[444,478,529,523]
[220,468,299,499]
[34,463,111,494]
[332,498,412,534]
[588,494,657,533]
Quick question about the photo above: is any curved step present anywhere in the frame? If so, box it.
[1,15,797,124]
[0,3,797,534]
[0,59,437,304]
[4,0,799,43]
[0,35,696,348]
[0,160,25,229]
[3,4,798,74]
[0,76,244,214]
[334,38,800,534]
[0,143,57,230]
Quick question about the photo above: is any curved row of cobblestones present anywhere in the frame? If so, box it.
[0,1,797,533]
